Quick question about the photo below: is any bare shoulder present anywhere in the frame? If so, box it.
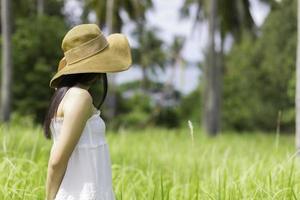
[63,87,93,116]
[66,87,92,99]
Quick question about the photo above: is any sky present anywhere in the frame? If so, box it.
[64,0,270,95]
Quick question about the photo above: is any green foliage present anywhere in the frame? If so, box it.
[111,91,153,128]
[154,106,181,128]
[11,15,67,122]
[111,81,182,129]
[132,25,167,88]
[132,27,166,72]
[223,0,296,132]
[12,0,64,21]
[83,0,153,31]
[179,87,202,127]
[180,0,255,40]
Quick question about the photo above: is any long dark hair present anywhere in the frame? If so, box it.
[43,72,108,140]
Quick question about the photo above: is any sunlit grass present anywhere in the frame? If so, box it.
[0,115,299,199]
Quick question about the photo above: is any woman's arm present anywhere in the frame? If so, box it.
[45,89,93,200]
[45,145,68,200]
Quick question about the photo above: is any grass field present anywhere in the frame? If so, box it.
[0,116,300,199]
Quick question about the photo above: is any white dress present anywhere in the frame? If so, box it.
[50,109,116,200]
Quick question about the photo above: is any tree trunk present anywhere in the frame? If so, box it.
[141,66,149,91]
[37,0,44,16]
[295,0,300,151]
[0,0,12,122]
[202,0,220,136]
[104,0,118,120]
[106,0,114,33]
[81,3,89,23]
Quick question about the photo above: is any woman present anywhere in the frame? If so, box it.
[43,24,132,200]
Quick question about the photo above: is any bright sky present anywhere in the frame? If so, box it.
[64,0,270,95]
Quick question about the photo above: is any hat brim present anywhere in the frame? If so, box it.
[49,33,132,89]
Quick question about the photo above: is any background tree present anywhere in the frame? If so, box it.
[204,0,219,135]
[132,25,166,90]
[104,0,117,120]
[222,0,295,133]
[12,0,64,20]
[2,0,295,133]
[37,0,44,16]
[12,16,67,123]
[7,0,67,124]
[296,0,300,150]
[181,0,255,135]
[165,36,186,90]
[83,0,152,32]
[82,0,153,120]
[0,0,12,122]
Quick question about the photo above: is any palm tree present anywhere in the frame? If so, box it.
[103,0,117,119]
[83,0,152,33]
[181,0,255,135]
[37,0,44,16]
[132,25,166,90]
[167,36,185,84]
[0,0,12,122]
[82,0,153,119]
[296,0,300,152]
[165,36,186,92]
[204,0,219,135]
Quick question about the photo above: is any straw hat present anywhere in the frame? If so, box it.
[49,24,132,89]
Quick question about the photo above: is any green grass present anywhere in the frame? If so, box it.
[0,116,300,199]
